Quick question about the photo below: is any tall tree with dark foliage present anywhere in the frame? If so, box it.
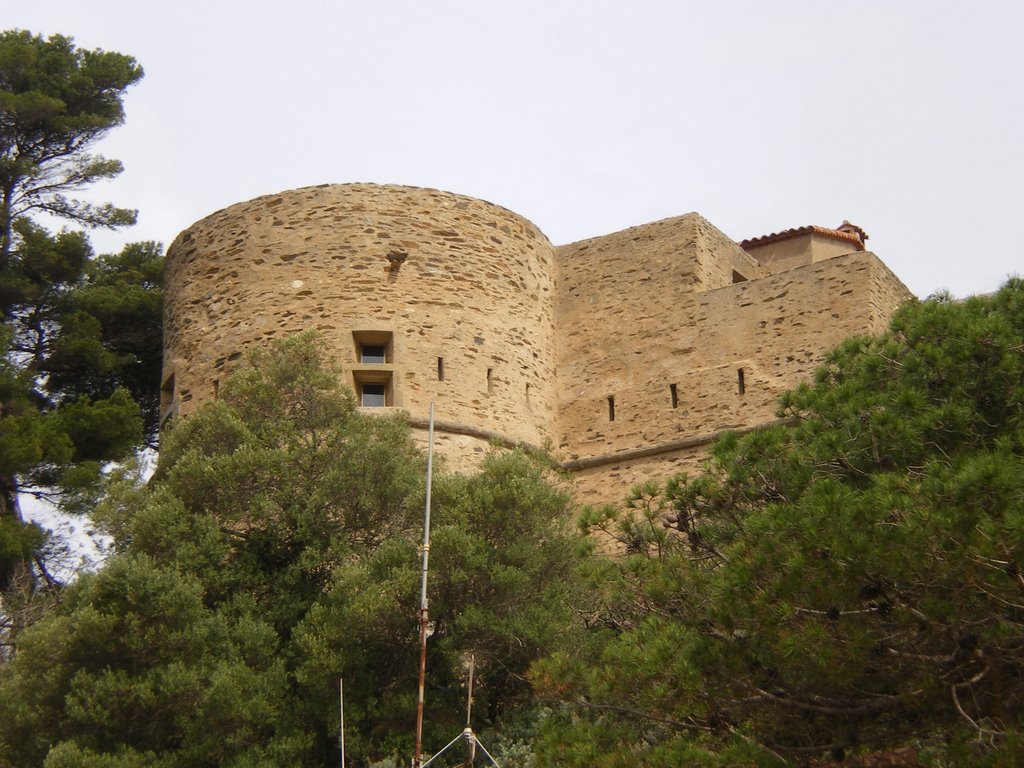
[0,30,160,596]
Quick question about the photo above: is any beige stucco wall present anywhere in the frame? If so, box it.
[162,184,558,471]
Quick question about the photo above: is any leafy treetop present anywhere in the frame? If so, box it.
[0,333,589,767]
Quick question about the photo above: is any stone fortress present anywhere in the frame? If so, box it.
[161,184,912,505]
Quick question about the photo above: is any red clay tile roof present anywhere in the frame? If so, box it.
[740,222,867,252]
[836,220,868,241]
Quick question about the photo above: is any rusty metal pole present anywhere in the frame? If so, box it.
[413,403,436,768]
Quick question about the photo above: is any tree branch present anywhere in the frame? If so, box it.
[573,697,712,733]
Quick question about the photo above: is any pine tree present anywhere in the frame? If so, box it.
[0,30,158,596]
[535,280,1024,766]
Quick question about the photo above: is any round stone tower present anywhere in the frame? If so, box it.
[161,183,558,468]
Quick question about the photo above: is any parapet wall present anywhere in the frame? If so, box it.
[553,213,783,467]
[163,184,559,468]
[560,251,913,505]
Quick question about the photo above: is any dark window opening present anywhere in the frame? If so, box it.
[732,270,748,284]
[487,367,493,394]
[670,383,678,409]
[608,395,616,422]
[437,357,445,381]
[352,330,393,363]
[361,344,386,364]
[361,383,386,407]
[737,368,746,395]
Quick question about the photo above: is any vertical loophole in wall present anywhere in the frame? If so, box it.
[525,382,531,407]
[669,383,678,409]
[437,357,444,381]
[213,379,220,400]
[737,368,746,395]
[159,372,177,428]
[160,373,175,412]
[487,367,493,394]
[608,395,616,422]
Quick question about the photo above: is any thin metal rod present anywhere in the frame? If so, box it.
[419,401,435,614]
[473,737,501,767]
[464,655,476,768]
[465,655,475,728]
[420,731,464,768]
[414,402,436,768]
[421,731,501,768]
[339,677,345,768]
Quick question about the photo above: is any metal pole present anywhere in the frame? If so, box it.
[339,677,346,768]
[414,403,436,768]
[464,655,476,768]
[465,655,475,728]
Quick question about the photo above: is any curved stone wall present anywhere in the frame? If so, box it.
[162,184,558,465]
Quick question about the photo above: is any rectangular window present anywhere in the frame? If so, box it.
[361,383,386,407]
[669,383,678,409]
[487,367,493,394]
[608,395,616,422]
[437,357,445,381]
[360,344,386,364]
[352,330,392,363]
[737,368,746,395]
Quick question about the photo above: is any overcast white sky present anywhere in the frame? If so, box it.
[7,1,1024,298]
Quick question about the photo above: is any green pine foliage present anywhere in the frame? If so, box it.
[534,279,1024,766]
[0,333,589,767]
[0,29,162,596]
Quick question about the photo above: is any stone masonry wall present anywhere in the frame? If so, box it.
[554,214,779,465]
[557,250,913,506]
[163,184,912,505]
[163,184,559,470]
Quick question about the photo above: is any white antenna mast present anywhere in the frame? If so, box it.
[413,402,436,768]
[412,406,500,768]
